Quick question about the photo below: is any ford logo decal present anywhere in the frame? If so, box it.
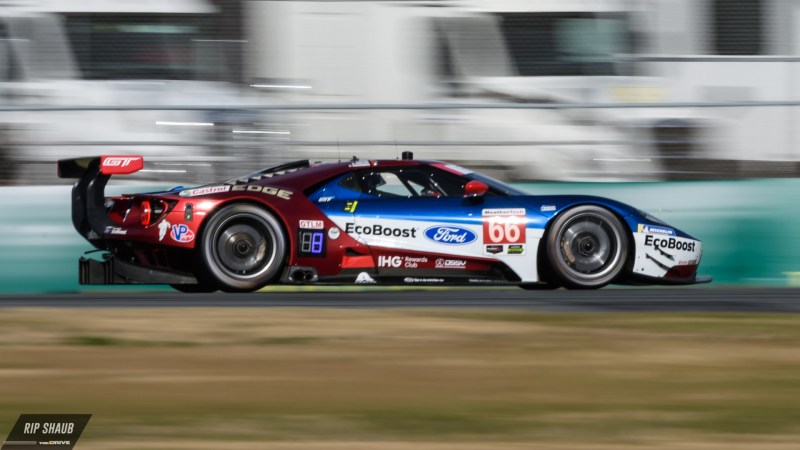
[424,225,477,245]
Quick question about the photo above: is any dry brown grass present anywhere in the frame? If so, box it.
[0,308,799,449]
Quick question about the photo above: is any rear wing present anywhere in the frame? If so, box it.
[58,155,143,178]
[57,155,143,247]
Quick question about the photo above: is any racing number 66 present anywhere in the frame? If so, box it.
[488,221,521,243]
[483,217,526,244]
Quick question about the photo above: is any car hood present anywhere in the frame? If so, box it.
[514,194,697,240]
[515,195,638,219]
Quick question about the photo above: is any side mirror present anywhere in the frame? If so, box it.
[464,180,488,197]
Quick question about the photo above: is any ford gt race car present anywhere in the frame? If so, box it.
[58,153,710,292]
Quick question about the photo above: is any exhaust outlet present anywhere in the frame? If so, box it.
[287,267,318,283]
[291,270,306,282]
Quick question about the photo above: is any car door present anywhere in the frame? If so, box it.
[346,165,536,283]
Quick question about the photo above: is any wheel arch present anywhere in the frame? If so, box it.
[538,202,635,285]
[196,198,293,290]
[198,198,292,258]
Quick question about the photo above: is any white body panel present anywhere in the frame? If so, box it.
[632,230,702,278]
[326,215,544,282]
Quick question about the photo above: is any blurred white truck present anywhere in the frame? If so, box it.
[245,0,698,181]
[636,0,800,170]
[0,0,258,183]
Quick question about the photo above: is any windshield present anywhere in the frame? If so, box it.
[498,12,633,76]
[64,14,225,81]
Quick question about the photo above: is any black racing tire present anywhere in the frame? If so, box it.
[545,205,628,289]
[199,203,287,292]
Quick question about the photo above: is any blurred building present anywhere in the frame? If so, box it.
[241,0,800,181]
[243,0,677,181]
[0,0,799,184]
[641,0,800,177]
[0,0,260,184]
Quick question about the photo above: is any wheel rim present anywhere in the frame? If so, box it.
[211,214,278,280]
[558,214,622,280]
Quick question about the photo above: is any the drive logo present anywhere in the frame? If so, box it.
[170,224,195,243]
[424,226,477,245]
[3,414,91,450]
[644,235,696,252]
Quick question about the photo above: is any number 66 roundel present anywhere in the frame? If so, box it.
[482,208,526,245]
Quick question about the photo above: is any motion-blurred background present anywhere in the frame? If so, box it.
[0,0,797,184]
[3,0,800,291]
[3,4,800,448]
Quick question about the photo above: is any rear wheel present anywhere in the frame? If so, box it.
[200,204,287,292]
[546,205,628,289]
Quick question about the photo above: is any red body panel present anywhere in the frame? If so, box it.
[99,160,404,277]
[64,154,707,288]
[100,155,144,175]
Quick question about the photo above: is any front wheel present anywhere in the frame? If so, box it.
[545,205,628,289]
[200,204,287,292]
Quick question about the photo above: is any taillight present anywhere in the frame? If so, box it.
[135,199,172,227]
[141,200,152,226]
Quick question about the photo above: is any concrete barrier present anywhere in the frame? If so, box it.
[517,179,800,286]
[0,185,170,294]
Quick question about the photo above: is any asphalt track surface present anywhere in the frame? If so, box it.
[0,287,799,311]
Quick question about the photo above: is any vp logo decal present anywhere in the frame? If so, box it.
[170,224,195,243]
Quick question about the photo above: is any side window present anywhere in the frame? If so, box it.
[411,167,469,197]
[338,166,480,199]
[370,172,415,197]
[337,171,416,198]
[352,166,472,198]
[338,173,362,192]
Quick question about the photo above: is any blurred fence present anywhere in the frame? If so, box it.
[3,99,800,185]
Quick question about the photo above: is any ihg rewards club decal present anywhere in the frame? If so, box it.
[2,415,90,450]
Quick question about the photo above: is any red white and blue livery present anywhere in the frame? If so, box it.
[58,152,710,292]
